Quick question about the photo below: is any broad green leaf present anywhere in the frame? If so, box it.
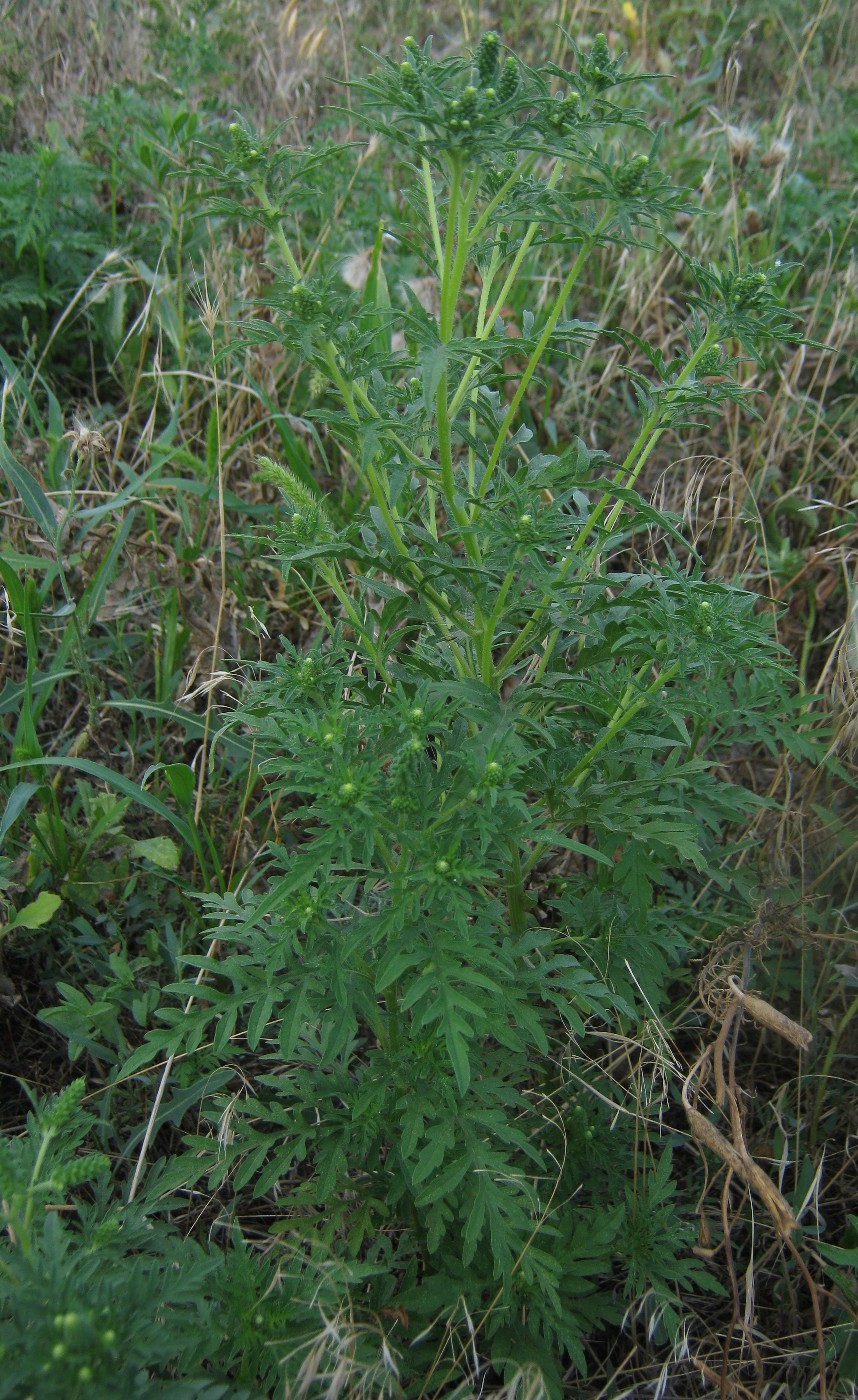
[129,836,181,871]
[162,762,196,810]
[3,889,61,933]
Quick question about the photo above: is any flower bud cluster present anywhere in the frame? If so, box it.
[582,32,620,90]
[296,654,320,692]
[496,56,520,104]
[53,1152,110,1190]
[728,269,774,312]
[475,31,499,87]
[289,281,322,322]
[400,61,423,102]
[228,122,261,169]
[545,90,581,134]
[42,1078,87,1131]
[696,343,722,376]
[613,154,649,197]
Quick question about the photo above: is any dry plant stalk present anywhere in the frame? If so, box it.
[683,959,813,1236]
[683,1100,798,1237]
[726,975,813,1049]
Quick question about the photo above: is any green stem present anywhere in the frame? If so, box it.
[436,161,482,561]
[505,840,527,937]
[810,991,858,1148]
[478,567,515,688]
[477,209,614,503]
[467,151,538,245]
[253,181,303,279]
[448,159,566,422]
[421,150,444,274]
[499,325,720,680]
[521,659,682,880]
[565,661,681,789]
[21,1127,54,1248]
[468,240,503,495]
[581,323,721,565]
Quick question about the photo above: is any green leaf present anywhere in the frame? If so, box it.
[0,429,58,545]
[162,762,197,810]
[420,342,449,410]
[0,781,39,846]
[129,836,181,871]
[4,889,61,932]
[414,1152,471,1206]
[360,219,392,360]
[0,756,198,857]
[247,988,275,1050]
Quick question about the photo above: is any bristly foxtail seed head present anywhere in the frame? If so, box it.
[256,455,332,531]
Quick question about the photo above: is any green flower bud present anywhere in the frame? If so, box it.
[59,1152,109,1188]
[485,761,502,782]
[435,859,450,874]
[409,706,424,723]
[228,122,257,167]
[101,1330,116,1347]
[460,85,479,120]
[591,33,610,70]
[290,282,321,321]
[338,781,356,801]
[42,1078,87,1130]
[52,1344,66,1361]
[547,90,581,132]
[78,1367,94,1384]
[309,368,329,400]
[475,31,499,87]
[613,154,649,197]
[400,60,422,101]
[497,56,519,104]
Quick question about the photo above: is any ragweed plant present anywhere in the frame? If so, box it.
[128,31,819,1393]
